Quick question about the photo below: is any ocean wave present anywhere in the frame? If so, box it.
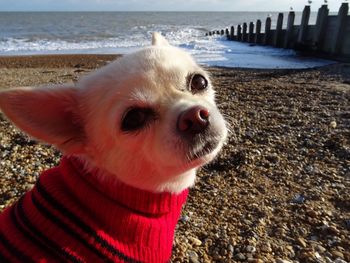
[0,37,147,53]
[0,28,334,69]
[0,27,204,53]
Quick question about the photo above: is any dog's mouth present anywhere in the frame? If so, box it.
[187,139,220,162]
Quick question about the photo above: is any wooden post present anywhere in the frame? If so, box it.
[264,17,272,45]
[314,5,329,51]
[216,30,220,35]
[274,13,284,47]
[230,26,235,41]
[255,19,262,44]
[284,11,295,48]
[248,22,254,43]
[237,25,242,41]
[220,29,224,35]
[208,32,212,36]
[297,5,311,44]
[331,2,349,55]
[225,28,229,39]
[242,23,248,42]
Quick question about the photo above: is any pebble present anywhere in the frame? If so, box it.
[305,165,314,173]
[329,121,337,129]
[275,259,292,263]
[180,215,190,223]
[306,209,318,218]
[316,245,326,253]
[187,250,199,263]
[246,245,256,253]
[234,253,246,261]
[326,226,340,235]
[203,238,213,247]
[228,244,234,253]
[260,243,272,253]
[284,245,295,258]
[323,210,333,217]
[332,250,344,259]
[297,237,307,248]
[292,194,306,204]
[345,219,350,229]
[189,237,202,247]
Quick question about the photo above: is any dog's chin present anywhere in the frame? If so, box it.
[185,139,222,167]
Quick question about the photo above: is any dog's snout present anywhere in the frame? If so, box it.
[177,106,210,135]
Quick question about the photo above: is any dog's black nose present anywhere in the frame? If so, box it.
[177,106,210,135]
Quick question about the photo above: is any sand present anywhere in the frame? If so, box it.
[0,55,349,263]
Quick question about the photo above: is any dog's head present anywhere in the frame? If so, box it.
[0,33,227,193]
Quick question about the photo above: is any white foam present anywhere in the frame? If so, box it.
[0,37,146,53]
[0,28,335,69]
[182,35,335,69]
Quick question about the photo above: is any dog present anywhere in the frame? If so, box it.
[0,33,227,263]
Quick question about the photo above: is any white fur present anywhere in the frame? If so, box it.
[0,33,227,193]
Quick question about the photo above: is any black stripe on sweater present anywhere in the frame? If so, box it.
[35,178,143,263]
[0,227,35,263]
[31,191,114,263]
[0,249,12,263]
[13,196,85,263]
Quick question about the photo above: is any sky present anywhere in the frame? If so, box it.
[0,0,346,12]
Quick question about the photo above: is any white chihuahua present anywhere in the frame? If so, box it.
[0,33,227,263]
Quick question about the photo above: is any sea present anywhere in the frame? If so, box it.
[0,12,335,68]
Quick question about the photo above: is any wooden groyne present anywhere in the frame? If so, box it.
[206,3,350,61]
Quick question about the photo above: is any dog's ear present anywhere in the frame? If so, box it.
[152,32,170,46]
[0,85,85,154]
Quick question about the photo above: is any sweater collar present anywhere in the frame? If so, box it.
[60,156,188,215]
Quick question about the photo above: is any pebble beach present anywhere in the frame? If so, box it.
[0,55,349,263]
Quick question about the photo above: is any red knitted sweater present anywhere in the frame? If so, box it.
[0,157,188,263]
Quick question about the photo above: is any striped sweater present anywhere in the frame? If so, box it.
[0,157,188,263]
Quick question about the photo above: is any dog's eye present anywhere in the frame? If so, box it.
[121,107,155,132]
[190,74,208,93]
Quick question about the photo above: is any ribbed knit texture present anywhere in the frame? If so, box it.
[0,157,188,263]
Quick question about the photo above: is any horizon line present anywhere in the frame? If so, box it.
[0,9,340,13]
